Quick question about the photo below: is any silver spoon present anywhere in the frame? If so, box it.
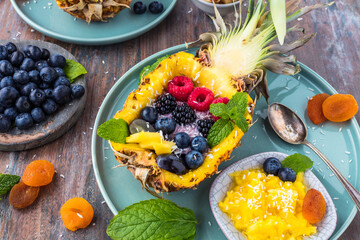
[268,102,360,211]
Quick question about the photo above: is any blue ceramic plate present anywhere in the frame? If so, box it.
[91,44,360,239]
[10,0,177,45]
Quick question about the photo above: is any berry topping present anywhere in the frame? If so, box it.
[197,119,214,138]
[185,150,204,169]
[167,76,194,101]
[210,97,229,120]
[156,154,187,175]
[140,106,158,124]
[263,157,282,176]
[174,132,191,149]
[278,167,297,182]
[149,1,164,14]
[133,1,147,14]
[187,87,214,111]
[190,136,207,153]
[172,103,196,125]
[155,93,177,114]
[154,117,176,134]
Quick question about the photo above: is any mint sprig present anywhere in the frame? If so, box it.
[97,118,129,144]
[64,59,87,83]
[0,173,20,200]
[282,153,314,173]
[107,199,197,240]
[207,92,250,148]
[139,55,170,84]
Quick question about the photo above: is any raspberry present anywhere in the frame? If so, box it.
[187,87,214,112]
[210,97,229,121]
[155,94,177,114]
[167,76,194,101]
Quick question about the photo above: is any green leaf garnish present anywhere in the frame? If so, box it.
[207,118,235,148]
[97,119,129,144]
[139,55,170,84]
[107,199,197,240]
[64,59,87,83]
[282,153,314,173]
[209,103,229,119]
[0,173,20,200]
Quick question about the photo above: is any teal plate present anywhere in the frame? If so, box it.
[92,44,360,239]
[11,0,177,45]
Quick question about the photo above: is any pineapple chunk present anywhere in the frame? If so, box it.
[139,142,155,149]
[126,132,162,144]
[152,142,175,155]
[111,143,144,152]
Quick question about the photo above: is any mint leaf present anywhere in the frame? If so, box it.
[209,103,229,119]
[228,107,238,120]
[97,119,129,144]
[64,59,87,83]
[107,199,197,240]
[282,153,314,173]
[227,92,248,115]
[0,173,20,199]
[139,55,170,84]
[234,116,249,133]
[207,118,234,148]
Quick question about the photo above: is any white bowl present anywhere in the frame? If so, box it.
[190,0,240,16]
[209,151,337,240]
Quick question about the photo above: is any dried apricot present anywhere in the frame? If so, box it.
[60,197,94,231]
[302,188,326,224]
[322,94,358,122]
[307,93,330,125]
[22,160,55,187]
[9,181,40,209]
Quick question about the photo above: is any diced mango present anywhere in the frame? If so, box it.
[153,141,175,155]
[126,132,162,144]
[111,143,144,152]
[139,142,155,149]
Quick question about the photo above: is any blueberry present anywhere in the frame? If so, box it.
[140,106,158,124]
[149,1,163,14]
[29,70,41,85]
[0,76,14,88]
[35,60,49,71]
[154,117,176,134]
[4,107,18,121]
[42,99,58,115]
[54,67,65,77]
[190,136,207,153]
[263,157,282,175]
[53,85,71,105]
[41,48,50,60]
[10,51,24,67]
[40,67,57,84]
[5,42,17,54]
[0,114,11,132]
[24,45,42,61]
[21,82,38,96]
[13,70,30,85]
[20,58,35,71]
[278,167,297,182]
[38,82,50,89]
[31,107,46,123]
[174,132,190,149]
[133,1,147,14]
[15,113,34,130]
[44,88,54,99]
[29,89,46,106]
[16,96,32,113]
[0,46,9,60]
[0,60,14,76]
[54,76,70,88]
[0,106,4,113]
[156,154,187,175]
[71,85,85,99]
[185,150,204,169]
[48,54,66,68]
[0,86,19,107]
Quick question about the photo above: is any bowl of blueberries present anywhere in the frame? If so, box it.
[0,40,87,151]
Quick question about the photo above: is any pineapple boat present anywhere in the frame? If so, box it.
[55,0,131,23]
[98,0,330,196]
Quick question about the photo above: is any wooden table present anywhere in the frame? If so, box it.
[0,0,359,239]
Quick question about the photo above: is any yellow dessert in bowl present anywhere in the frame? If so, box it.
[219,169,316,240]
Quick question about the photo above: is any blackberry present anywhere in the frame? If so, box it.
[155,94,177,114]
[197,119,215,137]
[172,103,196,125]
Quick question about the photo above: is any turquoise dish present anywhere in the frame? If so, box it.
[10,0,177,45]
[92,44,360,239]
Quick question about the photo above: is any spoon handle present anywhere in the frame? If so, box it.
[303,140,360,211]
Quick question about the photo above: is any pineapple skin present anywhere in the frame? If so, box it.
[112,52,253,192]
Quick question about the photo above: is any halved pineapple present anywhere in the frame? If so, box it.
[109,0,330,195]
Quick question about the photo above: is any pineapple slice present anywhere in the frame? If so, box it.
[126,132,162,144]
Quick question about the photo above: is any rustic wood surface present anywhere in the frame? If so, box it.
[0,0,359,239]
